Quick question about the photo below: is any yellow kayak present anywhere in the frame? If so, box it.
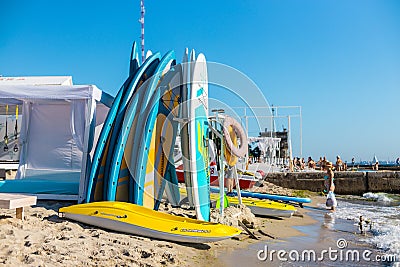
[210,194,296,218]
[59,202,240,243]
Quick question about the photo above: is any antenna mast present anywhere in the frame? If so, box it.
[139,0,145,63]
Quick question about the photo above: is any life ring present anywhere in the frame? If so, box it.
[224,126,238,166]
[222,116,248,158]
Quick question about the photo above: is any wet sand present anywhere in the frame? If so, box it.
[217,198,385,267]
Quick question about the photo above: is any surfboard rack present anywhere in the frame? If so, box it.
[208,112,244,218]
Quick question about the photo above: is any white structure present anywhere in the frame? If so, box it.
[0,76,112,201]
[248,136,284,165]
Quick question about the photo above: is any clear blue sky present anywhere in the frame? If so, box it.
[1,0,399,162]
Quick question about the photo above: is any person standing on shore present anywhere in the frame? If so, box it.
[225,165,235,197]
[324,161,337,211]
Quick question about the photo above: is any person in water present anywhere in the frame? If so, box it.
[324,161,337,211]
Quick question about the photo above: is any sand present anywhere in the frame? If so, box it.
[0,202,319,267]
[0,184,322,266]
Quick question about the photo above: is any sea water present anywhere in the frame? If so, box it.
[219,195,400,266]
[333,193,400,260]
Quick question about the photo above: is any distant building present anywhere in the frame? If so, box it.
[259,128,289,159]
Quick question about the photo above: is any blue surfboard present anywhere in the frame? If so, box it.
[85,42,142,202]
[189,52,210,221]
[129,51,176,207]
[103,53,162,201]
[129,42,140,76]
[102,53,161,199]
[210,187,312,204]
[151,66,183,209]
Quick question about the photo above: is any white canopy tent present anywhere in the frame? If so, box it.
[0,77,112,202]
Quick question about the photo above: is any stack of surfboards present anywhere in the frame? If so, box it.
[83,44,210,218]
[60,44,221,243]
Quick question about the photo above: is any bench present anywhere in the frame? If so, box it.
[0,193,37,220]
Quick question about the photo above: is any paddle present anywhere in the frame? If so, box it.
[13,105,18,152]
[3,105,8,152]
[238,220,259,240]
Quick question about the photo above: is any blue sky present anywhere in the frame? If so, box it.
[1,0,399,162]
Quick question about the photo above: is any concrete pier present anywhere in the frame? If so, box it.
[264,171,400,195]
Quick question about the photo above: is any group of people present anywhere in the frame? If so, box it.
[291,155,348,172]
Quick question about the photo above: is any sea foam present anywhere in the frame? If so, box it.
[333,199,400,256]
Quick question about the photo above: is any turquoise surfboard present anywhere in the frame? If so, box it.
[129,42,140,76]
[104,53,162,201]
[129,51,176,207]
[189,52,210,221]
[102,53,161,200]
[150,66,183,209]
[85,42,141,203]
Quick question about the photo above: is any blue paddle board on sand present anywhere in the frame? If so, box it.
[210,187,312,204]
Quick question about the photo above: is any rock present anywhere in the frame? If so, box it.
[210,204,258,228]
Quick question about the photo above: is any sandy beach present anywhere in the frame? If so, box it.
[0,200,318,266]
[0,181,323,267]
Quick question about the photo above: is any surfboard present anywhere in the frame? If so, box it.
[180,188,296,218]
[85,44,153,203]
[85,75,135,203]
[180,48,194,207]
[102,53,160,200]
[129,42,140,76]
[59,201,241,243]
[209,187,312,204]
[127,51,176,207]
[189,52,210,221]
[105,52,163,201]
[152,66,182,209]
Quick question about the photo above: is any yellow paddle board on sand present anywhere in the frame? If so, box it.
[59,202,240,243]
[179,188,295,218]
[210,194,296,218]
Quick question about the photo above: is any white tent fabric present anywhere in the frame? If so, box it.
[0,77,112,201]
[0,76,73,85]
[0,85,101,100]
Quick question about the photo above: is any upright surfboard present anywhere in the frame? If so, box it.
[85,76,135,202]
[105,53,163,201]
[152,66,183,209]
[180,48,194,207]
[103,53,161,200]
[85,42,140,202]
[189,52,210,221]
[86,48,158,202]
[127,51,176,207]
[129,42,140,76]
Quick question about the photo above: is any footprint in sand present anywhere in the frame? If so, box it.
[6,229,14,235]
